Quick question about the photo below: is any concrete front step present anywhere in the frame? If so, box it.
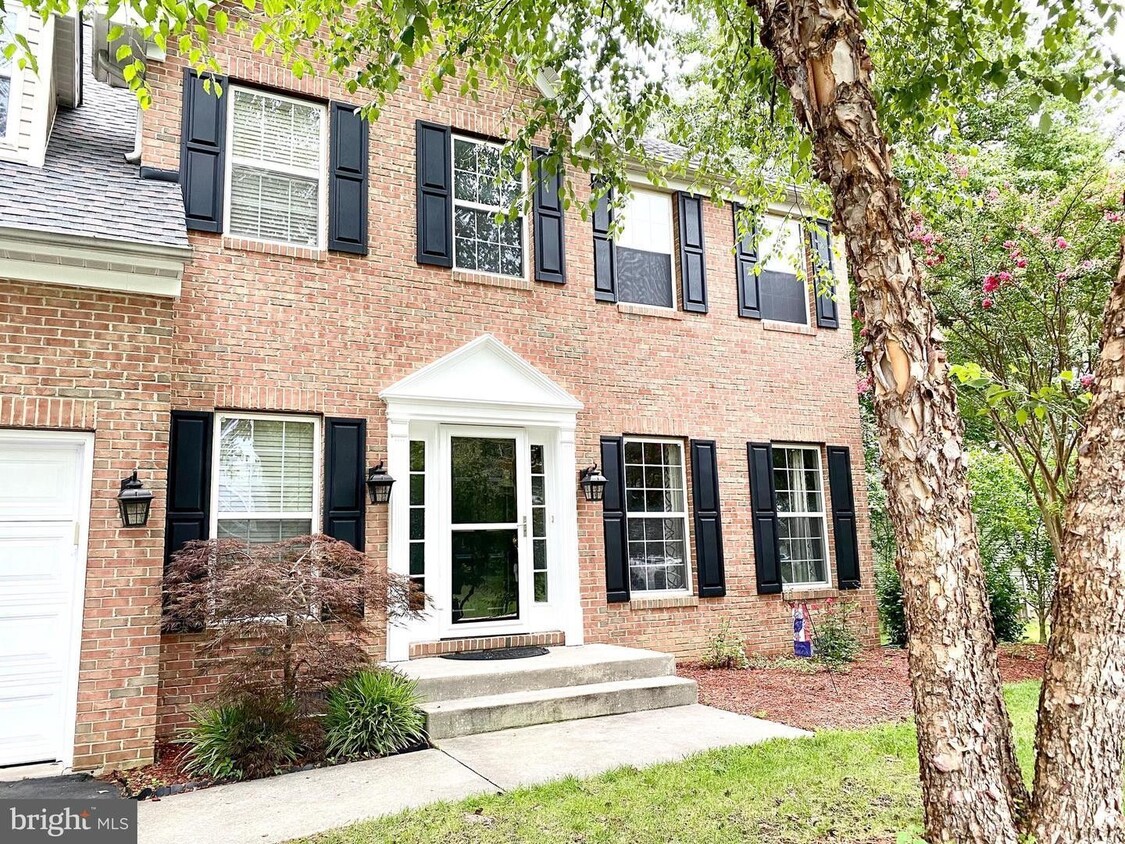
[421,675,699,740]
[398,644,677,703]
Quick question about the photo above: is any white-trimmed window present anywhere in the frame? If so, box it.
[452,135,524,277]
[226,87,327,248]
[0,8,20,141]
[624,438,691,593]
[616,189,676,309]
[530,443,549,602]
[213,412,321,544]
[757,214,810,325]
[773,445,829,587]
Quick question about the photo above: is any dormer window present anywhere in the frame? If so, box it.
[225,87,327,248]
[0,7,19,141]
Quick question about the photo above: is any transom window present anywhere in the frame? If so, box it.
[616,189,675,309]
[0,9,18,140]
[757,214,809,325]
[213,413,320,544]
[773,445,829,587]
[452,136,524,277]
[624,439,690,593]
[226,87,327,248]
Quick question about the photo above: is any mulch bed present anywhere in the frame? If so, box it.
[681,644,1046,731]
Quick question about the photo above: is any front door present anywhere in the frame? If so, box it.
[446,428,529,626]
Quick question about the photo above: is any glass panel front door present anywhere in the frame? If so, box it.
[449,435,521,624]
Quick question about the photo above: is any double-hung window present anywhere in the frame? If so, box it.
[213,413,321,544]
[624,438,691,593]
[0,8,19,140]
[452,136,524,277]
[773,445,829,587]
[757,214,809,325]
[616,189,676,309]
[227,87,327,248]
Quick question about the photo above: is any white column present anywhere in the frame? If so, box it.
[384,414,412,663]
[556,423,584,646]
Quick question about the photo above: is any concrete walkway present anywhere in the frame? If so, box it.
[137,705,806,844]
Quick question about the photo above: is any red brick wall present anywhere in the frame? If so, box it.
[137,35,877,741]
[0,281,173,771]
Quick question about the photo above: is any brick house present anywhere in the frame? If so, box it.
[0,5,876,774]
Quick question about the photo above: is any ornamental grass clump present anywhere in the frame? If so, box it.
[180,693,302,782]
[323,669,427,760]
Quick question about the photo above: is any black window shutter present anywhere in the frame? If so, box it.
[690,440,725,597]
[809,219,839,328]
[532,147,566,284]
[734,203,761,319]
[164,410,213,571]
[416,120,453,266]
[592,181,617,302]
[180,70,228,233]
[324,418,367,550]
[677,193,708,313]
[328,102,369,255]
[600,436,629,602]
[747,442,782,595]
[827,445,862,589]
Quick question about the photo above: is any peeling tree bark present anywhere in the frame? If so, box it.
[1031,239,1125,844]
[747,0,1027,839]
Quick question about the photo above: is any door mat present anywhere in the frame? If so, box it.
[440,646,549,661]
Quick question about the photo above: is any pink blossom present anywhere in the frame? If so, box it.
[997,271,1013,283]
[982,275,1000,293]
[1003,240,1018,250]
[986,187,1001,202]
[1016,257,1029,268]
[856,375,874,395]
[955,165,969,180]
[859,326,870,338]
[1080,374,1095,389]
[921,232,935,246]
[1056,271,1069,281]
[1104,211,1122,223]
[852,310,862,321]
[1055,237,1070,250]
[924,256,941,267]
[1081,259,1095,271]
[982,298,995,310]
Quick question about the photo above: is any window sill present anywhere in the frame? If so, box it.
[781,586,838,601]
[630,593,699,610]
[616,302,683,320]
[762,319,816,336]
[222,236,326,262]
[453,269,532,290]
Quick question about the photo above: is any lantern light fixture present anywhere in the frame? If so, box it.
[117,471,154,527]
[579,464,608,502]
[366,462,396,505]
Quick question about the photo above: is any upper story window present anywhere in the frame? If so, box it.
[757,214,809,325]
[624,438,691,593]
[213,412,321,544]
[0,8,19,140]
[226,87,327,248]
[616,189,675,309]
[773,444,829,588]
[453,136,524,277]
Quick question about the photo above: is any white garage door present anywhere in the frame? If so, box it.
[0,432,91,768]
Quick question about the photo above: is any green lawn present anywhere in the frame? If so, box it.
[301,682,1040,844]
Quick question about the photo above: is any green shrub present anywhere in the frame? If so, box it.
[180,694,301,781]
[700,618,750,669]
[876,558,908,647]
[812,601,863,668]
[324,669,426,760]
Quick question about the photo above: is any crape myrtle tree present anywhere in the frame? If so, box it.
[7,0,1125,839]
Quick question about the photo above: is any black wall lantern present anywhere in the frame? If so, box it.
[117,471,154,527]
[366,462,396,504]
[579,464,608,502]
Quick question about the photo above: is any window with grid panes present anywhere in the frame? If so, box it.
[530,444,548,602]
[623,439,690,593]
[772,445,830,587]
[408,440,426,595]
[452,136,524,277]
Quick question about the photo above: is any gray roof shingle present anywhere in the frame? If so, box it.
[0,30,188,250]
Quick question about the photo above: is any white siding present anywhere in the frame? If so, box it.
[0,4,56,166]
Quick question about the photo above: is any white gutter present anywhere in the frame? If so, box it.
[0,226,191,298]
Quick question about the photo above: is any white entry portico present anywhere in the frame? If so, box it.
[381,335,584,662]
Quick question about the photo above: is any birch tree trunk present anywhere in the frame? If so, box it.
[748,0,1027,838]
[1031,238,1125,844]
